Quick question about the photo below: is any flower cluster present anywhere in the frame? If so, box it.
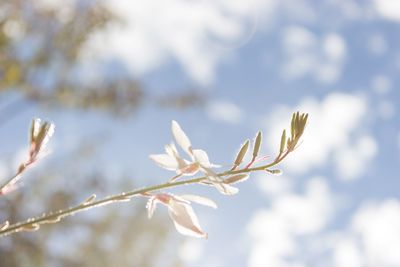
[146,193,217,238]
[148,121,241,237]
[147,121,260,238]
[150,121,238,195]
[0,112,307,239]
[147,113,308,238]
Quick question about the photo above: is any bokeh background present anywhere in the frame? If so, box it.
[0,0,400,266]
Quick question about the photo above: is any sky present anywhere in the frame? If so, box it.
[2,0,400,266]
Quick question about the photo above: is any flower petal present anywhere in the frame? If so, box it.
[201,167,239,195]
[192,149,211,168]
[146,197,159,219]
[171,120,192,156]
[201,167,224,183]
[168,201,207,238]
[165,143,179,157]
[165,143,190,173]
[212,182,239,195]
[149,154,179,170]
[180,194,217,209]
[179,163,200,176]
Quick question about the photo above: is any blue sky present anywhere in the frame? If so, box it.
[1,0,400,266]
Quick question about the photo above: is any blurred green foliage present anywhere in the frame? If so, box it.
[0,1,188,266]
[0,0,144,114]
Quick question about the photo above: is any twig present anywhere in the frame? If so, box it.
[0,152,290,237]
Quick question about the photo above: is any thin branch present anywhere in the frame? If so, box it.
[0,166,24,195]
[0,152,290,237]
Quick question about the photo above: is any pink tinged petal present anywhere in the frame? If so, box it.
[149,154,179,170]
[201,167,224,183]
[168,201,207,238]
[213,182,239,195]
[201,167,239,195]
[165,143,189,171]
[179,163,200,176]
[165,143,179,157]
[146,197,158,219]
[180,194,217,209]
[192,149,212,168]
[171,120,192,156]
[169,194,191,204]
[147,193,175,219]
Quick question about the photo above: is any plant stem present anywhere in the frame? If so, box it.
[0,150,291,237]
[0,168,23,195]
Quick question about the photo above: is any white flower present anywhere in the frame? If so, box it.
[149,121,238,195]
[146,193,217,238]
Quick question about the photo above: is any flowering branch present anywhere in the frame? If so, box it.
[0,118,54,195]
[0,112,308,238]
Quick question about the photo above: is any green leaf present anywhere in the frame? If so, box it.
[279,129,286,153]
[252,131,262,159]
[233,139,250,167]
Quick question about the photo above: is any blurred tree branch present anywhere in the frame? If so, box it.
[0,0,206,129]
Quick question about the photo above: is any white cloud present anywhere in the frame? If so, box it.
[256,173,292,196]
[332,238,362,267]
[281,26,347,84]
[329,199,400,267]
[275,178,334,234]
[323,34,347,62]
[373,0,400,22]
[334,135,378,180]
[206,100,244,124]
[247,177,335,267]
[351,199,400,266]
[263,92,377,180]
[249,182,400,267]
[334,0,363,20]
[83,0,278,85]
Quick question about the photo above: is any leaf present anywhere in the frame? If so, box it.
[42,216,61,224]
[0,221,9,231]
[233,139,250,168]
[224,174,249,184]
[252,131,262,159]
[279,129,286,153]
[265,169,283,176]
[82,194,96,205]
[21,224,40,232]
[30,118,40,143]
[114,195,132,202]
